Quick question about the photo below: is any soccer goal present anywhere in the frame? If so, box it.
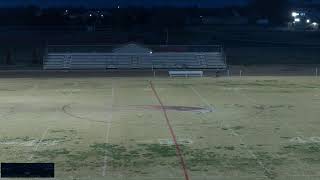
[169,71,204,78]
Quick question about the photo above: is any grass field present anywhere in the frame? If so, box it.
[0,76,320,180]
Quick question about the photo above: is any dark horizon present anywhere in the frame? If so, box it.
[0,0,249,8]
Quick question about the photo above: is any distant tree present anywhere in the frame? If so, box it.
[32,49,39,65]
[151,8,185,29]
[5,49,13,65]
[249,0,290,24]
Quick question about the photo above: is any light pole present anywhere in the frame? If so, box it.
[165,28,169,45]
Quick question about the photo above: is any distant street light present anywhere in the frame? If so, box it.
[294,18,300,22]
[292,12,299,17]
[306,19,310,23]
[64,9,69,16]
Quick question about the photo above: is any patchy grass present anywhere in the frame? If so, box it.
[49,129,77,134]
[0,136,36,145]
[1,77,319,179]
[34,148,70,159]
[31,142,286,176]
[231,126,245,131]
[138,144,177,158]
[283,143,320,153]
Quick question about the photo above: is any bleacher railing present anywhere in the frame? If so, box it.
[47,44,223,53]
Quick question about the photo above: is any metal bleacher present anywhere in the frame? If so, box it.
[45,54,67,69]
[44,44,227,70]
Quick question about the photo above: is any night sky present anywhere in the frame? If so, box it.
[0,0,249,8]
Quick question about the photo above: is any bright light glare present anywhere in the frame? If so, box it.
[306,19,310,23]
[292,12,299,17]
[312,22,318,26]
[294,18,300,22]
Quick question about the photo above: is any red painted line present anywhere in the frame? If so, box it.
[149,81,190,180]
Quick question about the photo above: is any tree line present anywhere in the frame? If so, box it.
[0,0,292,27]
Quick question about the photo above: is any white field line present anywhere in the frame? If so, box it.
[237,91,309,177]
[190,86,213,109]
[231,91,275,178]
[102,83,114,177]
[189,85,231,180]
[29,127,50,160]
[27,83,49,160]
[190,85,271,179]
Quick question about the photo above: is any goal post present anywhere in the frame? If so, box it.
[169,71,203,78]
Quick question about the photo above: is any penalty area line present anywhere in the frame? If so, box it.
[190,86,214,111]
[29,127,50,160]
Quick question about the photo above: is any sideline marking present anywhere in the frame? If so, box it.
[191,85,272,179]
[237,90,309,177]
[29,127,50,160]
[149,81,190,180]
[228,90,273,178]
[102,83,114,177]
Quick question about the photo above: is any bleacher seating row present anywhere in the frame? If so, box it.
[44,52,227,70]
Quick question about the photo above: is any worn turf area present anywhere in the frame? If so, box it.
[0,76,320,180]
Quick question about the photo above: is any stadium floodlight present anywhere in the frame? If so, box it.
[292,12,299,17]
[306,19,310,23]
[294,18,300,22]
